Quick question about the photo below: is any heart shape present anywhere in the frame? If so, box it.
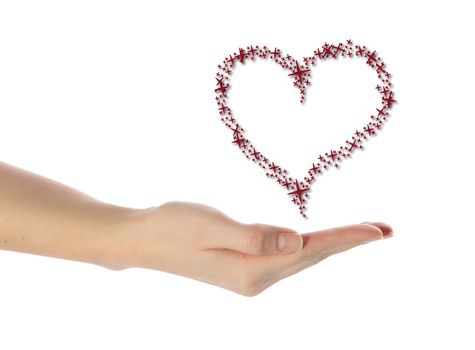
[214,40,396,218]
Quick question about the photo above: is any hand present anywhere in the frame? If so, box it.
[112,201,393,296]
[0,161,392,296]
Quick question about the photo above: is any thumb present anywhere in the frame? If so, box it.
[220,223,304,256]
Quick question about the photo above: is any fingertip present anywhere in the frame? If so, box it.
[364,222,393,239]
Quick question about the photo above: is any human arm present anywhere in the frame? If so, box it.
[0,161,392,296]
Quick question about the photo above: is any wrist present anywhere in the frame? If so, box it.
[95,204,165,270]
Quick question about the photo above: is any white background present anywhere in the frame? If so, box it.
[1,1,474,349]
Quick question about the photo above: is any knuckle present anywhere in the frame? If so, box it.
[157,201,180,211]
[242,229,268,254]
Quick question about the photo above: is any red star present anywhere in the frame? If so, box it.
[235,48,247,63]
[250,148,260,160]
[365,50,377,64]
[288,61,310,82]
[382,92,396,108]
[231,124,240,137]
[364,124,375,135]
[376,106,387,117]
[310,162,320,175]
[269,162,279,173]
[218,102,229,115]
[247,45,257,57]
[355,46,365,56]
[232,135,245,148]
[287,180,310,204]
[282,178,292,190]
[326,150,338,162]
[226,54,236,66]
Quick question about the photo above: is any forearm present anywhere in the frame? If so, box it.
[0,161,139,268]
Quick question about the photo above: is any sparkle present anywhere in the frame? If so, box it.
[214,40,395,218]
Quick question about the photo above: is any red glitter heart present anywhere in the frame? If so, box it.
[214,40,396,218]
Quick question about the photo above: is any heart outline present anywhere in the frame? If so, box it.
[214,40,396,218]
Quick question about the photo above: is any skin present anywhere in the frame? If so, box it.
[0,160,393,297]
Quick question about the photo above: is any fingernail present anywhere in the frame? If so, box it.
[278,233,302,253]
[367,222,393,239]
